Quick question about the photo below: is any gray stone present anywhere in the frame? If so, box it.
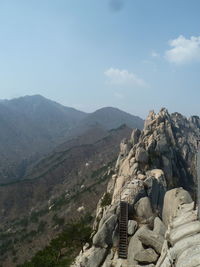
[101,250,114,267]
[83,247,108,267]
[128,226,148,264]
[131,162,139,174]
[153,217,166,237]
[144,169,167,213]
[170,233,200,261]
[112,223,119,247]
[137,228,164,254]
[134,197,153,219]
[169,220,200,245]
[155,134,169,153]
[93,214,117,248]
[119,138,130,157]
[171,209,197,229]
[161,155,173,185]
[131,128,141,145]
[135,147,148,163]
[162,188,193,226]
[128,220,137,236]
[155,240,169,267]
[135,248,158,263]
[176,244,200,267]
[98,204,117,229]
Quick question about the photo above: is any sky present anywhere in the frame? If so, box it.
[0,0,200,118]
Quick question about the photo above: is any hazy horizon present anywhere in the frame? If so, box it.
[1,93,200,120]
[0,0,200,118]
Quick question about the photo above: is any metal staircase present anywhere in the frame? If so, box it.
[119,201,128,259]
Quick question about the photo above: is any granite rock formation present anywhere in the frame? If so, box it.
[71,108,200,267]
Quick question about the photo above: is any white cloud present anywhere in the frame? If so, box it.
[165,35,200,64]
[104,68,147,87]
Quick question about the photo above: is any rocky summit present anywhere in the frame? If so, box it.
[72,108,200,267]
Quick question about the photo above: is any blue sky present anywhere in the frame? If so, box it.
[0,0,200,118]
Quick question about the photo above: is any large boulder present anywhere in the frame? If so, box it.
[176,244,200,267]
[98,204,118,230]
[128,226,147,265]
[153,217,166,237]
[137,228,164,254]
[134,197,153,220]
[128,220,138,236]
[83,247,108,267]
[162,188,193,226]
[128,226,159,265]
[144,169,167,214]
[135,147,149,163]
[93,214,117,248]
[131,128,141,145]
[72,246,108,267]
[169,220,200,245]
[134,248,158,263]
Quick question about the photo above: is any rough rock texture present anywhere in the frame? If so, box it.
[72,246,108,267]
[153,217,166,237]
[134,197,153,219]
[128,220,137,235]
[162,188,193,226]
[144,169,166,213]
[93,214,117,248]
[135,147,149,163]
[72,108,200,267]
[131,128,141,145]
[137,228,164,254]
[134,248,158,263]
[127,225,146,261]
[156,201,200,267]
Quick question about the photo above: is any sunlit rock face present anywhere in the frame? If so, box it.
[72,108,200,267]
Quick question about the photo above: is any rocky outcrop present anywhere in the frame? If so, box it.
[162,187,193,226]
[156,201,200,267]
[72,108,200,267]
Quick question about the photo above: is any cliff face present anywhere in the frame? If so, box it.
[72,108,200,267]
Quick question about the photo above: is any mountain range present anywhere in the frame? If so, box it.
[0,95,143,183]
